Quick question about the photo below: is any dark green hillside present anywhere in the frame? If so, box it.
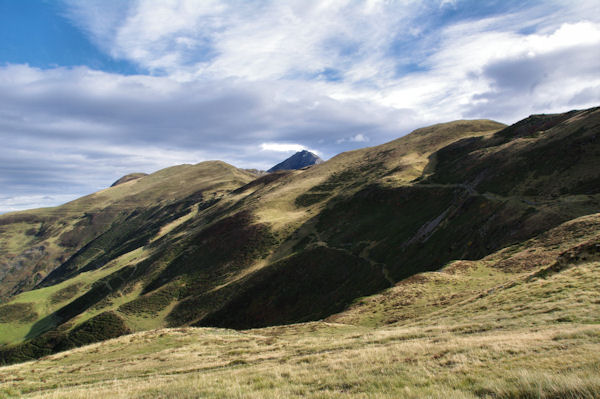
[142,210,276,296]
[0,311,131,365]
[425,107,600,196]
[197,246,390,329]
[0,107,598,365]
[316,183,599,282]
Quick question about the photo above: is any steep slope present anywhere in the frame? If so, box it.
[423,107,600,196]
[0,161,257,298]
[267,150,323,172]
[329,211,600,327]
[0,108,599,365]
[189,110,598,328]
[1,212,598,398]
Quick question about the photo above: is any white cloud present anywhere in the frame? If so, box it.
[58,1,600,123]
[371,19,600,122]
[260,142,323,156]
[350,134,369,142]
[61,0,424,81]
[337,133,370,144]
[0,64,411,210]
[261,143,307,153]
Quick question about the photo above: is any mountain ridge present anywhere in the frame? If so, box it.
[0,108,598,366]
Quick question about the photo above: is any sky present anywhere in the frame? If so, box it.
[0,0,599,213]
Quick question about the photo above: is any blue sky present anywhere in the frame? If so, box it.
[0,0,139,73]
[1,0,599,213]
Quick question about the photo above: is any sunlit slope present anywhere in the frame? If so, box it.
[1,109,599,365]
[1,213,598,399]
[246,119,507,232]
[0,161,257,298]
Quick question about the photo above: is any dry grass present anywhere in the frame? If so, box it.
[1,320,598,398]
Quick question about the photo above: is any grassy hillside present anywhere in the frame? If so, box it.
[0,212,598,398]
[0,161,257,299]
[0,107,598,367]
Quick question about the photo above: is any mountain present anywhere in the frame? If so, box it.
[3,196,600,398]
[0,107,599,368]
[267,150,323,172]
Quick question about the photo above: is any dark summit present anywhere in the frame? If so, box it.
[267,150,323,172]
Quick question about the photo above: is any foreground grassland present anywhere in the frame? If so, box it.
[1,313,598,398]
[1,216,598,398]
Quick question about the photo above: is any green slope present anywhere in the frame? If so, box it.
[0,108,598,365]
[0,212,598,398]
[0,161,257,298]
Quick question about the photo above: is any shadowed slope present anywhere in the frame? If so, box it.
[1,212,598,398]
[1,109,599,366]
